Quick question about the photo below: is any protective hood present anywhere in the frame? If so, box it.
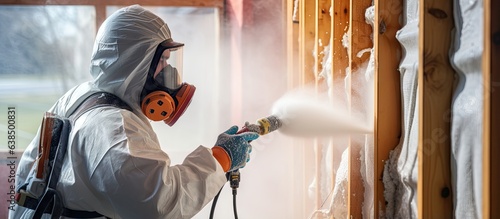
[89,5,175,116]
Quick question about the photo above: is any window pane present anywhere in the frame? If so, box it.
[0,6,96,150]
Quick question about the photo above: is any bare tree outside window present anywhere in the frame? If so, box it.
[0,6,95,150]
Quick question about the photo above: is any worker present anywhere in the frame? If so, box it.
[10,5,258,219]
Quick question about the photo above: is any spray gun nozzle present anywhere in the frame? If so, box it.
[256,115,282,135]
[237,115,282,136]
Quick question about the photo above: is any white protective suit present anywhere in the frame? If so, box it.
[10,5,227,219]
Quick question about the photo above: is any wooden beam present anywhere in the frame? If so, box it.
[0,0,225,34]
[373,0,402,217]
[417,0,454,218]
[313,0,331,210]
[332,0,349,80]
[299,0,317,85]
[347,0,372,218]
[349,1,372,72]
[285,1,308,217]
[95,3,105,32]
[331,5,350,218]
[0,0,223,7]
[298,0,319,215]
[483,0,500,218]
[315,0,331,89]
[330,0,351,217]
[287,0,300,89]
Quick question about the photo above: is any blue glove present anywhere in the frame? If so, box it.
[212,126,259,172]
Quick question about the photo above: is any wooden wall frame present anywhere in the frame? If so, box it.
[483,0,500,218]
[299,0,317,85]
[347,0,373,218]
[417,0,454,217]
[293,0,403,217]
[373,0,402,217]
[332,0,349,82]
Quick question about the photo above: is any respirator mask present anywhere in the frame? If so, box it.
[141,40,196,126]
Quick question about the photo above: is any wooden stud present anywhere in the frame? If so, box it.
[328,3,336,215]
[483,0,500,218]
[298,0,319,214]
[287,0,300,89]
[330,9,350,215]
[417,0,454,218]
[332,0,349,80]
[349,0,372,71]
[315,0,331,89]
[482,0,491,215]
[373,0,402,217]
[313,0,332,212]
[286,1,310,217]
[299,0,317,85]
[347,0,372,218]
[331,2,350,216]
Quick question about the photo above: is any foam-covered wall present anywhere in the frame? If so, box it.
[383,0,420,217]
[383,0,484,218]
[288,1,484,218]
[450,0,483,218]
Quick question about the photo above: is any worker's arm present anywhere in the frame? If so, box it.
[86,110,227,219]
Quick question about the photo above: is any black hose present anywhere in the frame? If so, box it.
[209,186,239,219]
[210,171,241,219]
[209,186,223,219]
[230,170,240,219]
[210,172,230,219]
[232,190,238,219]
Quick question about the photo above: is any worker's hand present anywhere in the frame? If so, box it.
[212,126,259,172]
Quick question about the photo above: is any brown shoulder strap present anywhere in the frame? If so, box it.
[70,92,132,121]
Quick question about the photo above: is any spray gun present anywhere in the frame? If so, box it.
[210,115,283,219]
[233,116,282,218]
[232,115,283,193]
[233,115,283,195]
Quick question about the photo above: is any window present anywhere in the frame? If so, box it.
[0,6,95,149]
